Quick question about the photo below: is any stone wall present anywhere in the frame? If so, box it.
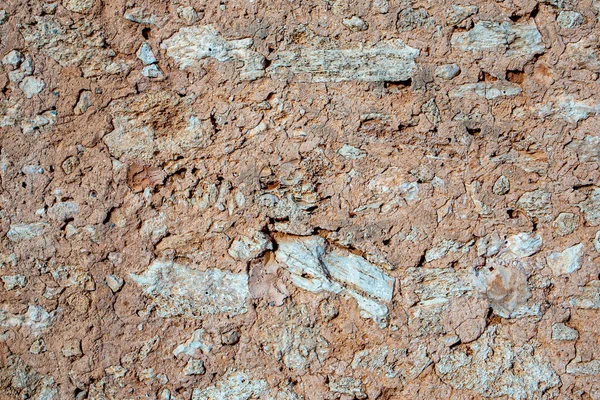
[1,0,599,398]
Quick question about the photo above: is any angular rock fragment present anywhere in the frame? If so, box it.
[228,232,272,261]
[105,274,124,293]
[557,11,584,29]
[7,222,49,242]
[566,358,600,375]
[451,21,544,59]
[435,63,461,80]
[436,326,560,399]
[578,187,600,226]
[2,275,26,291]
[553,213,579,236]
[517,189,552,222]
[449,82,522,99]
[506,232,542,257]
[492,175,510,195]
[568,280,600,309]
[173,329,212,357]
[551,323,578,341]
[162,25,266,80]
[270,39,419,82]
[275,235,394,326]
[547,244,584,276]
[192,371,267,400]
[538,95,600,123]
[343,16,368,32]
[130,260,249,318]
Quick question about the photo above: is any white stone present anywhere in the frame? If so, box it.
[338,144,366,159]
[2,50,23,67]
[228,232,272,261]
[161,25,266,80]
[568,280,600,309]
[436,326,560,399]
[7,222,49,242]
[173,329,212,357]
[275,235,394,327]
[449,82,522,99]
[492,175,510,195]
[578,188,600,226]
[506,233,542,257]
[183,359,205,376]
[547,244,584,276]
[447,4,478,25]
[105,274,124,292]
[177,6,200,24]
[329,377,364,397]
[551,323,578,341]
[451,21,544,59]
[343,16,368,32]
[137,42,157,65]
[557,11,584,29]
[19,76,45,98]
[270,39,419,83]
[435,63,460,80]
[142,64,164,78]
[539,95,600,123]
[191,371,267,400]
[566,358,600,376]
[2,275,26,291]
[130,260,249,318]
[48,201,80,222]
[516,189,552,222]
[594,231,600,253]
[553,212,579,236]
[62,0,94,13]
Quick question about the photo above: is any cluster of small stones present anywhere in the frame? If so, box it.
[1,0,600,399]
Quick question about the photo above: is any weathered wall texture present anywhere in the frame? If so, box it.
[1,0,600,398]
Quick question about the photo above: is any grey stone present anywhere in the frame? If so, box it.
[451,21,544,59]
[7,222,49,242]
[343,16,368,32]
[228,232,272,261]
[551,323,578,340]
[568,280,600,309]
[183,359,205,376]
[566,358,600,375]
[578,188,600,226]
[557,11,584,29]
[173,329,212,357]
[130,260,249,318]
[61,339,82,357]
[553,213,579,236]
[192,371,267,400]
[141,64,164,78]
[517,189,552,222]
[105,274,124,292]
[338,144,366,159]
[2,50,23,67]
[538,95,600,123]
[396,8,431,32]
[547,244,584,276]
[62,0,94,13]
[506,232,542,257]
[19,76,45,98]
[567,136,600,162]
[221,330,240,345]
[594,231,600,253]
[447,4,478,25]
[493,175,510,195]
[435,63,460,80]
[275,235,394,327]
[436,326,560,399]
[2,275,26,291]
[137,43,156,65]
[449,82,522,99]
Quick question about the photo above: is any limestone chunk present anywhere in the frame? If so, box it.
[142,64,164,78]
[435,63,460,80]
[62,0,94,13]
[343,16,368,32]
[553,212,579,236]
[338,144,366,159]
[61,339,82,357]
[2,275,26,291]
[566,357,600,375]
[329,377,365,398]
[449,82,522,99]
[451,21,544,59]
[547,244,584,276]
[506,232,542,257]
[492,175,510,195]
[578,187,600,226]
[130,260,249,318]
[557,11,584,29]
[19,76,45,98]
[275,235,394,327]
[568,280,600,309]
[183,359,205,376]
[228,232,272,261]
[29,338,46,354]
[270,39,419,83]
[2,50,23,67]
[105,274,124,292]
[191,371,268,400]
[551,323,578,341]
[447,4,478,25]
[7,222,49,242]
[173,329,212,357]
[538,95,600,123]
[136,42,157,65]
[436,326,560,399]
[594,230,600,253]
[517,189,552,222]
[161,25,266,80]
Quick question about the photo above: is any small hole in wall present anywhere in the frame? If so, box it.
[21,182,27,188]
[142,28,151,39]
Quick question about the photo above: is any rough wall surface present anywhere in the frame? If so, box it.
[1,0,600,398]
